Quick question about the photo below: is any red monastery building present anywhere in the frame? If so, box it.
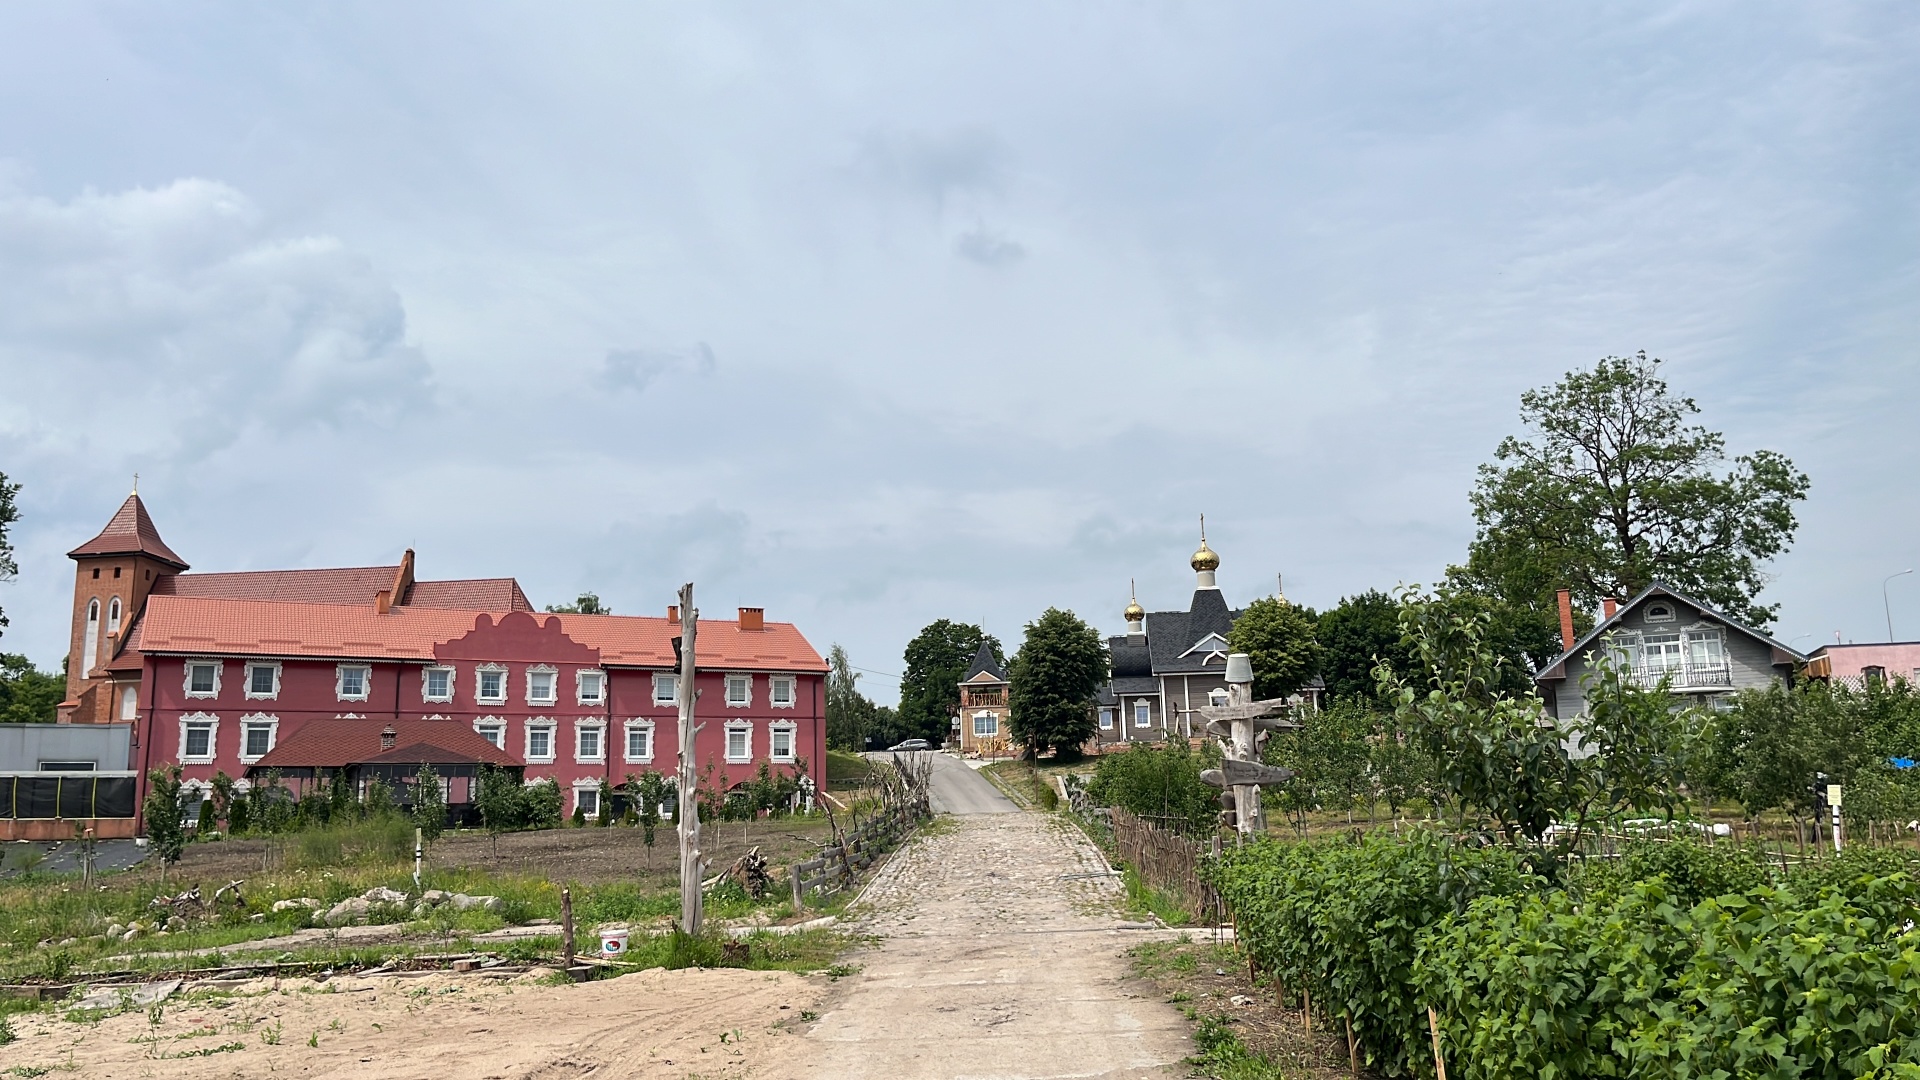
[58,492,827,827]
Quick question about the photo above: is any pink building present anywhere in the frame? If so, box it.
[58,493,827,829]
[1807,643,1920,689]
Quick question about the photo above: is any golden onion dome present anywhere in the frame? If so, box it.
[1190,539,1220,573]
[1125,598,1146,621]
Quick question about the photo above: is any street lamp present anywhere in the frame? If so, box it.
[1885,569,1914,642]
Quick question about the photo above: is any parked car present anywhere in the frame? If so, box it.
[888,739,933,752]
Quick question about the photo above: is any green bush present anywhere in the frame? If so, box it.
[1208,830,1535,1078]
[1416,873,1920,1079]
[1571,836,1771,907]
[1085,741,1220,832]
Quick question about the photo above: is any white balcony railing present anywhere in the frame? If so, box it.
[1630,661,1733,689]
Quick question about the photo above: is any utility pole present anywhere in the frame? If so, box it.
[676,583,706,936]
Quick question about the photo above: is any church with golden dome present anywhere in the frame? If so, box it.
[1091,521,1321,750]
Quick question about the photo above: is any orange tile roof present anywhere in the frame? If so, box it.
[252,719,518,771]
[405,578,533,611]
[137,596,827,672]
[157,566,400,605]
[68,493,188,569]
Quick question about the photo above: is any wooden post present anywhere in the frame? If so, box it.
[1427,1006,1448,1080]
[1302,988,1311,1039]
[1346,1014,1358,1078]
[676,583,706,937]
[791,864,804,914]
[560,887,575,975]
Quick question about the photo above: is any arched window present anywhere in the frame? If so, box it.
[107,597,122,636]
[82,599,100,673]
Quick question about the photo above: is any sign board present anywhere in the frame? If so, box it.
[1204,716,1296,739]
[1194,700,1294,724]
[1200,760,1296,788]
[1827,784,1844,808]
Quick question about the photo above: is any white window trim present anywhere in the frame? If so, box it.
[83,600,100,675]
[768,675,797,709]
[572,778,603,819]
[421,665,456,704]
[473,717,507,749]
[623,719,656,764]
[1133,700,1152,727]
[237,712,280,764]
[180,779,210,828]
[653,673,679,706]
[107,596,122,635]
[724,721,753,762]
[475,663,509,705]
[1643,603,1678,624]
[575,719,606,763]
[1099,708,1115,730]
[178,712,220,764]
[526,664,559,707]
[725,673,753,708]
[335,664,373,702]
[118,685,139,722]
[972,712,998,738]
[525,721,557,763]
[769,722,798,762]
[576,668,607,706]
[243,661,282,701]
[183,658,223,700]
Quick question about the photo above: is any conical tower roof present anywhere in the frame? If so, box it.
[963,640,1006,681]
[67,493,189,570]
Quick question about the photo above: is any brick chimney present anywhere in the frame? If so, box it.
[1602,597,1618,621]
[380,725,397,750]
[738,607,765,631]
[1557,589,1576,652]
[668,605,680,623]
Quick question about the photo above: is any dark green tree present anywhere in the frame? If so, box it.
[545,592,611,614]
[1084,741,1222,833]
[825,644,877,751]
[1455,352,1809,629]
[0,654,63,723]
[1008,608,1106,758]
[0,471,17,639]
[1227,597,1323,700]
[143,765,188,869]
[411,764,447,840]
[1315,591,1415,702]
[899,620,1001,745]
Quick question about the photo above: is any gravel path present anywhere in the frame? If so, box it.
[777,812,1191,1079]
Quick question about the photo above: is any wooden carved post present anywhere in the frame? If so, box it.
[561,887,575,974]
[676,583,707,937]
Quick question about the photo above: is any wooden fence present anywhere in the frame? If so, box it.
[1110,807,1224,924]
[790,800,927,909]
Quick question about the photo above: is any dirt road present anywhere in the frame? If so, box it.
[779,812,1192,1079]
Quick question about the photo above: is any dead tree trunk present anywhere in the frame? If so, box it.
[676,583,708,936]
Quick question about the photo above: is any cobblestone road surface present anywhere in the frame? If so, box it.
[777,812,1191,1079]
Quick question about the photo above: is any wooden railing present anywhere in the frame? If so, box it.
[790,797,930,908]
[1109,806,1223,924]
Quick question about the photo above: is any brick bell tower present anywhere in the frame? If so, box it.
[59,489,189,724]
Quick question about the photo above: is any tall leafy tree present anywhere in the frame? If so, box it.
[898,619,1001,745]
[825,644,877,751]
[1227,596,1323,700]
[1456,352,1808,630]
[1315,590,1414,701]
[1008,608,1106,758]
[0,471,18,639]
[0,654,62,723]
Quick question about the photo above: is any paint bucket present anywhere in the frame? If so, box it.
[600,928,630,958]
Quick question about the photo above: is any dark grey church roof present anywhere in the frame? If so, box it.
[1110,634,1153,678]
[1146,589,1242,675]
[1111,676,1160,695]
[963,640,1007,681]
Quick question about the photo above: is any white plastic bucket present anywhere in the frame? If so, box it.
[600,928,630,958]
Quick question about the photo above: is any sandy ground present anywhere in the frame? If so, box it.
[776,813,1192,1079]
[1,967,828,1079]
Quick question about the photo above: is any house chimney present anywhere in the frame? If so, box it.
[1602,597,1618,620]
[738,607,765,631]
[375,589,392,615]
[380,725,397,750]
[668,604,680,623]
[1557,589,1576,652]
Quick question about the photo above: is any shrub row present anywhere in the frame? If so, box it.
[1210,832,1920,1079]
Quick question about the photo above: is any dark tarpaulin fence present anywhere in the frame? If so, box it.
[0,774,137,819]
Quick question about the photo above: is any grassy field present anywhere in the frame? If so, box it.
[0,814,847,987]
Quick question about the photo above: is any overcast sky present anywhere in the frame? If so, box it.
[1,3,1916,694]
